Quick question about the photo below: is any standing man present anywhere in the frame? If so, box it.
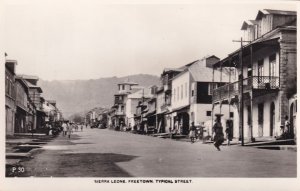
[62,122,67,136]
[212,114,224,151]
[67,123,72,139]
[189,122,196,143]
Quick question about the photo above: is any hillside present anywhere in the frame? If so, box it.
[38,74,160,118]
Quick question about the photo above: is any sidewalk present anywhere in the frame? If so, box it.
[5,134,57,177]
[119,129,297,151]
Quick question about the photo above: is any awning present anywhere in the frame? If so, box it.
[16,103,28,113]
[36,109,47,116]
[145,111,156,117]
[168,105,190,114]
[156,110,167,115]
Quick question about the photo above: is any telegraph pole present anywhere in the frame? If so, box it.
[232,37,251,146]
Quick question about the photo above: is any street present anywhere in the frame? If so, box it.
[17,128,296,177]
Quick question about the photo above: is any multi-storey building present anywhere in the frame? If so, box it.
[125,86,153,129]
[159,68,184,133]
[5,60,17,135]
[170,56,234,135]
[111,80,140,128]
[20,75,44,129]
[212,9,296,141]
[15,76,36,133]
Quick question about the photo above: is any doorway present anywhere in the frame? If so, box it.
[258,103,264,137]
[270,102,275,136]
[290,103,294,137]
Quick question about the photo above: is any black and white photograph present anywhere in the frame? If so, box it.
[1,0,298,190]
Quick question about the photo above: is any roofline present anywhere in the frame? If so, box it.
[213,26,296,68]
[17,74,39,80]
[170,67,190,82]
[15,78,29,89]
[6,59,18,64]
[117,82,138,85]
[255,9,296,20]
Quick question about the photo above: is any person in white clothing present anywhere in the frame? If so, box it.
[62,122,68,136]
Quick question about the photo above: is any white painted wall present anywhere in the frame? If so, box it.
[171,72,190,110]
[125,98,139,126]
[245,94,280,138]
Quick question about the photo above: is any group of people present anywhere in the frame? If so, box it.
[188,114,232,151]
[189,114,293,151]
[61,122,84,138]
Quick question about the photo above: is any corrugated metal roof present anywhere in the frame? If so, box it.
[241,20,259,30]
[127,88,153,99]
[17,74,39,80]
[256,9,296,20]
[188,60,231,83]
[163,68,184,73]
[23,80,43,93]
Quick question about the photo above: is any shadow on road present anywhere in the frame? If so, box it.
[8,152,138,177]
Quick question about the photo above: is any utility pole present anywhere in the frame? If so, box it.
[232,37,251,146]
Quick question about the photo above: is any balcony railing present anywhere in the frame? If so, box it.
[115,110,125,116]
[160,98,171,110]
[212,76,279,102]
[114,99,124,104]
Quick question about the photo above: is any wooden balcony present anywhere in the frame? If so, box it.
[115,110,125,116]
[212,76,279,103]
[160,99,171,110]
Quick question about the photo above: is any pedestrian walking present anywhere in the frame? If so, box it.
[48,124,53,136]
[67,123,72,139]
[62,122,67,136]
[212,114,224,151]
[81,124,83,131]
[71,123,74,133]
[225,120,233,146]
[284,115,290,134]
[189,122,196,143]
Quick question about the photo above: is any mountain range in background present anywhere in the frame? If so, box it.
[38,74,161,119]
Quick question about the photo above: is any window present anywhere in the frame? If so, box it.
[258,59,264,77]
[191,83,195,97]
[208,83,212,95]
[269,54,276,77]
[177,87,179,101]
[181,84,183,100]
[258,103,264,124]
[258,59,264,84]
[173,88,176,101]
[5,76,9,94]
[230,112,234,118]
[185,82,187,98]
[206,111,211,116]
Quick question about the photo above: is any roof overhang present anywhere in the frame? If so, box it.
[213,37,280,68]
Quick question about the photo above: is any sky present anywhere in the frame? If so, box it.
[3,0,297,81]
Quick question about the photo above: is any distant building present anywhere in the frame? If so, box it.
[159,68,184,133]
[20,75,45,129]
[125,87,153,129]
[15,76,36,133]
[111,79,140,128]
[132,86,157,133]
